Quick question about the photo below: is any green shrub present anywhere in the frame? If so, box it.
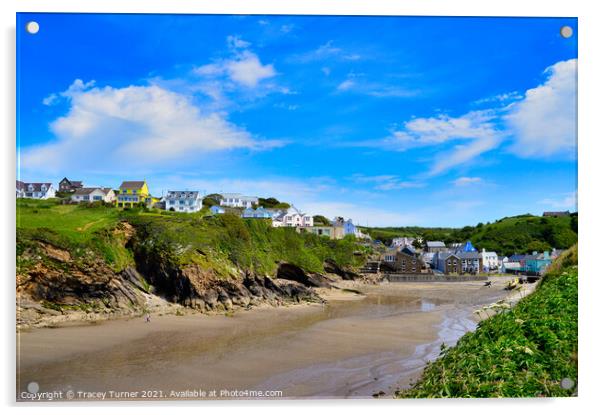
[397,245,578,398]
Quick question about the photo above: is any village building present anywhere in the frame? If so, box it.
[457,251,483,274]
[165,191,203,213]
[306,226,335,239]
[210,205,226,215]
[434,251,482,274]
[421,251,436,267]
[543,211,570,217]
[71,187,115,203]
[16,181,56,199]
[219,193,258,208]
[272,205,313,228]
[58,177,83,193]
[391,237,416,247]
[381,245,429,274]
[242,206,273,219]
[332,217,356,236]
[425,241,447,253]
[115,181,151,208]
[480,248,499,272]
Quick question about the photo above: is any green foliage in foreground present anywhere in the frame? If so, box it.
[398,245,578,398]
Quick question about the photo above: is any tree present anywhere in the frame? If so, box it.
[570,214,578,234]
[258,197,291,209]
[313,215,331,225]
[203,193,222,208]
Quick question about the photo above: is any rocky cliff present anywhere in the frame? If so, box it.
[17,221,359,329]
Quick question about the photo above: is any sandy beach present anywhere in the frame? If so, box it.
[17,276,521,401]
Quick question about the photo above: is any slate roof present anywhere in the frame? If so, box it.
[18,182,52,192]
[73,187,112,196]
[220,193,258,200]
[426,241,446,248]
[119,181,146,190]
[166,191,200,199]
[456,251,481,260]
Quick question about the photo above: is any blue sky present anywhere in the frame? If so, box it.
[16,13,577,227]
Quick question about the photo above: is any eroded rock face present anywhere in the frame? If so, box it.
[17,224,331,327]
[323,259,361,280]
[276,263,332,288]
[137,260,321,312]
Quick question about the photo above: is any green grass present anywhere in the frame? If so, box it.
[397,245,578,398]
[17,199,121,243]
[16,199,132,272]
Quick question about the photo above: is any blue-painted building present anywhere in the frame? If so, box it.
[524,251,552,275]
[210,205,226,215]
[242,206,273,219]
[332,217,357,236]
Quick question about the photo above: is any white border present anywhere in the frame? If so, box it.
[2,1,601,414]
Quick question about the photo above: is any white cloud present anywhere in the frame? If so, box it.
[506,59,577,158]
[194,50,276,88]
[280,24,294,33]
[452,177,483,186]
[337,79,355,91]
[22,80,282,174]
[292,40,361,63]
[226,35,251,49]
[538,191,577,210]
[386,110,504,176]
[225,51,276,87]
[473,91,522,106]
[351,174,424,191]
[354,59,577,177]
[42,79,96,106]
[42,93,58,106]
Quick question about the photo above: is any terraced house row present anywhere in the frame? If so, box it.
[15,178,369,241]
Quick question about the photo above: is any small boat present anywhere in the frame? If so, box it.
[505,278,519,290]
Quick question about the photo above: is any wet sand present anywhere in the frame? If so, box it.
[17,277,517,400]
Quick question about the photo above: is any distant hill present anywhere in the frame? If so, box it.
[360,213,578,256]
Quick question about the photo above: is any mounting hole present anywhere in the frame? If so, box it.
[25,21,39,35]
[560,26,573,39]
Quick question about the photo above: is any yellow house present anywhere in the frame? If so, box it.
[115,181,150,208]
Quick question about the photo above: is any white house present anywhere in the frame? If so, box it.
[272,205,313,228]
[16,181,56,199]
[480,249,499,272]
[219,193,258,208]
[391,237,415,247]
[165,191,203,213]
[71,187,116,203]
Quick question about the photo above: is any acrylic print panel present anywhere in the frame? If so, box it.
[16,13,578,401]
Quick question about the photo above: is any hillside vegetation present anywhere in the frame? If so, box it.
[17,198,367,278]
[397,245,578,398]
[361,213,577,256]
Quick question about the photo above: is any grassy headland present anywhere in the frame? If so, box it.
[397,245,578,398]
[17,198,367,278]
